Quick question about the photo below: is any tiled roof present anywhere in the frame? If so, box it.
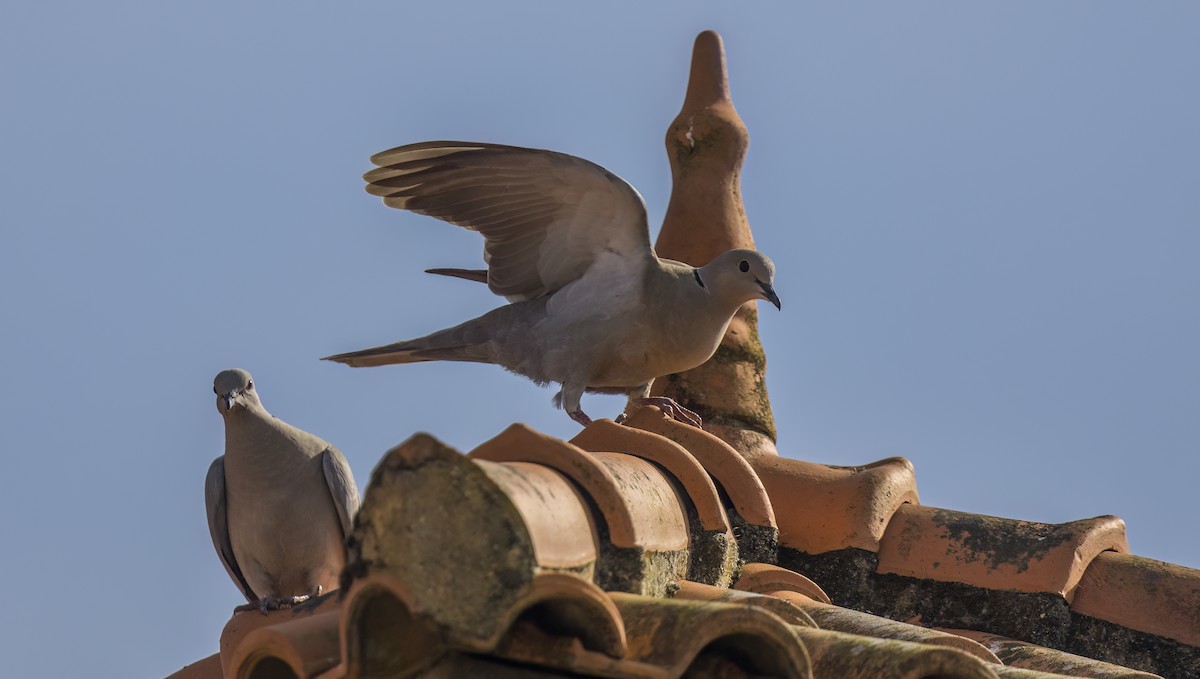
[168,411,1189,678]
[166,30,1198,679]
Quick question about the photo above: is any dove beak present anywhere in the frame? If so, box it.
[758,281,782,310]
[222,392,238,411]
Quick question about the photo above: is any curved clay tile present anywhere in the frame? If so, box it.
[673,579,818,627]
[475,460,599,570]
[609,591,813,678]
[341,575,443,678]
[349,433,599,647]
[589,453,690,554]
[218,594,340,679]
[492,574,628,664]
[622,406,778,564]
[752,454,919,554]
[877,505,1130,600]
[571,420,738,587]
[570,419,728,533]
[941,629,1163,678]
[470,423,687,553]
[226,608,342,679]
[649,31,778,458]
[762,590,1000,665]
[1070,551,1200,648]
[792,627,999,679]
[733,562,832,604]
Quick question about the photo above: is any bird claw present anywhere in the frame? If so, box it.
[235,587,323,615]
[568,410,593,426]
[631,397,703,428]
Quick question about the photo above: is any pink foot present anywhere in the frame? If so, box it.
[631,397,702,428]
[568,410,593,426]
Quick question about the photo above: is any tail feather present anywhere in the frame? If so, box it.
[426,268,488,284]
[322,341,433,367]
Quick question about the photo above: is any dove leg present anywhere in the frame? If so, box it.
[557,385,593,426]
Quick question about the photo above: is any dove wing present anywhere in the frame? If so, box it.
[204,456,257,603]
[364,141,653,301]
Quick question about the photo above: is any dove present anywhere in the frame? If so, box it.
[324,141,780,426]
[204,369,360,612]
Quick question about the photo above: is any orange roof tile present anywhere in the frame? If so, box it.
[1071,551,1200,647]
[944,629,1162,678]
[876,505,1129,599]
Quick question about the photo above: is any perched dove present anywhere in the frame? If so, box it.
[324,141,780,426]
[205,369,360,611]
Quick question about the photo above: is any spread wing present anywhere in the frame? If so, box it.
[204,457,256,603]
[364,141,654,301]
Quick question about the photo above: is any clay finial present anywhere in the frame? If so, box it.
[651,30,778,457]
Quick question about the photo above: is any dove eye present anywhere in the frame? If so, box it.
[738,260,749,273]
[247,381,254,390]
[213,387,217,395]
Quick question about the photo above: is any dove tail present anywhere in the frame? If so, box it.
[426,268,489,284]
[322,321,495,368]
[323,342,431,367]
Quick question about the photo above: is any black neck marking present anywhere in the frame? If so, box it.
[693,268,707,290]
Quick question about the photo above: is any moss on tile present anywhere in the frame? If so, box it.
[928,509,1075,575]
[778,547,1197,678]
[1067,613,1198,678]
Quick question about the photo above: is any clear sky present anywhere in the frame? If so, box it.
[1,3,1196,677]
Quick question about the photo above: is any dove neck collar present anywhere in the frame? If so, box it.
[693,268,707,291]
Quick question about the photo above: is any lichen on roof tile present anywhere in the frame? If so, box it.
[942,629,1163,678]
[877,505,1129,599]
[1071,551,1200,647]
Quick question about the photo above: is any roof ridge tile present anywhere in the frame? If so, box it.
[751,454,919,553]
[940,628,1164,678]
[1071,551,1200,647]
[877,505,1129,600]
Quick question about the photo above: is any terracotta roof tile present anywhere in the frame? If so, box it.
[226,608,341,679]
[791,627,998,679]
[475,460,599,571]
[943,629,1163,678]
[570,419,739,586]
[733,562,831,603]
[610,592,813,678]
[673,579,819,627]
[761,590,1000,665]
[1070,551,1200,647]
[622,406,778,563]
[471,424,691,595]
[570,419,729,534]
[339,574,444,677]
[877,504,1129,599]
[218,593,341,679]
[752,454,919,553]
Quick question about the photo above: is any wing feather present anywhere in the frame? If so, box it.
[365,141,652,300]
[204,457,256,603]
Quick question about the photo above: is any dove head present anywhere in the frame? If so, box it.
[701,249,781,310]
[213,368,263,415]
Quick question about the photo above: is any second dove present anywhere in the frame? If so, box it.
[324,141,780,426]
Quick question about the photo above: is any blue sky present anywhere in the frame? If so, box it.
[1,3,1197,677]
